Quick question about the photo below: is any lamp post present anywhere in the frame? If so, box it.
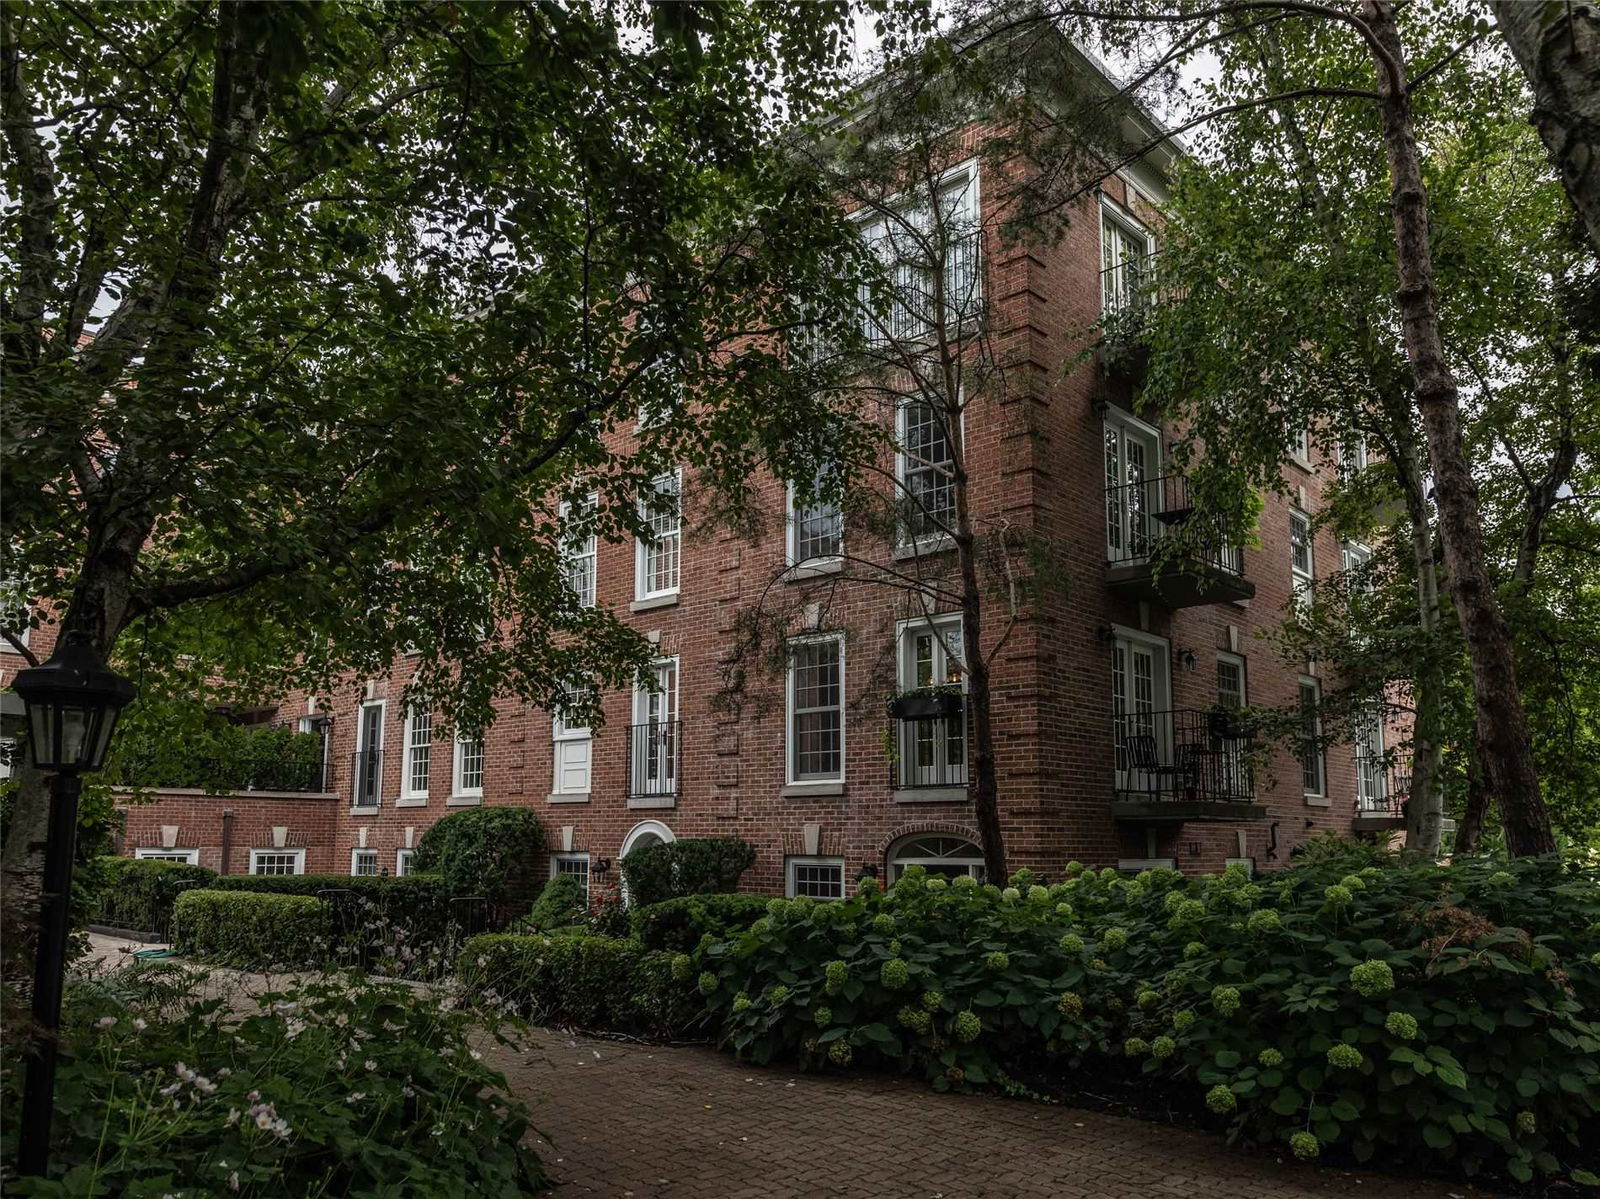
[11,630,136,1180]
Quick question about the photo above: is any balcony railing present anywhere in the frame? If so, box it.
[1105,473,1245,576]
[352,748,381,807]
[892,715,968,791]
[1356,751,1413,821]
[1100,250,1158,321]
[627,720,680,798]
[1114,708,1256,804]
[116,751,329,794]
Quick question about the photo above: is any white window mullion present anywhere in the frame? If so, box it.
[787,636,845,783]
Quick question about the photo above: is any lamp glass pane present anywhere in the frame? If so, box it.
[59,706,92,767]
[85,707,119,771]
[27,704,55,769]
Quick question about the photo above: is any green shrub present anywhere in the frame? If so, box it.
[109,719,327,793]
[172,890,331,969]
[412,807,546,907]
[631,893,772,952]
[519,874,587,931]
[458,933,695,1036]
[2,960,546,1194]
[87,856,217,934]
[620,837,756,907]
[686,856,1600,1185]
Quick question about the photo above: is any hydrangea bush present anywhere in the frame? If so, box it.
[688,855,1600,1184]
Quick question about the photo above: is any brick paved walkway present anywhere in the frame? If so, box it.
[493,1033,1498,1199]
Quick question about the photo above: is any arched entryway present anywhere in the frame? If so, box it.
[619,819,676,904]
[886,833,983,883]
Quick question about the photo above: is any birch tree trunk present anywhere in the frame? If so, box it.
[1359,0,1554,858]
[1397,437,1445,858]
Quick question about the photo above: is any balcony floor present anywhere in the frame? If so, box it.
[1106,561,1256,608]
[1111,798,1268,823]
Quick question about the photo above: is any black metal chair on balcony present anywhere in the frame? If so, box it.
[1124,733,1195,795]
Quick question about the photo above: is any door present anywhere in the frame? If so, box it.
[899,621,966,787]
[1105,420,1159,562]
[632,660,679,795]
[1112,634,1170,792]
[355,703,383,806]
[1354,707,1386,810]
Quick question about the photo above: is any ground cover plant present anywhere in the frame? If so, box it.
[680,848,1600,1186]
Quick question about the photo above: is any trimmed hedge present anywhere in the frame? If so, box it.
[620,837,756,907]
[88,857,217,935]
[413,807,546,907]
[631,893,772,952]
[172,890,330,969]
[519,874,587,932]
[457,933,695,1036]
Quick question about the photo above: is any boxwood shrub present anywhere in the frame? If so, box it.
[172,890,331,969]
[686,853,1600,1185]
[631,893,772,952]
[517,873,587,932]
[620,837,756,907]
[412,807,546,909]
[457,932,695,1036]
[88,856,217,935]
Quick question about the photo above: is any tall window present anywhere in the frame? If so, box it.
[552,683,594,797]
[351,849,379,877]
[1216,654,1247,709]
[353,701,384,808]
[1290,427,1312,465]
[896,617,966,788]
[454,731,485,797]
[1299,677,1326,797]
[560,495,598,608]
[1342,435,1369,475]
[788,465,843,565]
[402,707,431,799]
[1100,205,1151,314]
[635,471,681,599]
[1290,510,1315,610]
[788,636,844,782]
[899,399,955,543]
[858,163,980,344]
[1354,704,1386,809]
[1104,416,1159,561]
[631,659,679,797]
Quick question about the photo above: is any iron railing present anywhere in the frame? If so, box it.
[351,748,382,807]
[1100,250,1159,320]
[1114,708,1256,803]
[1105,473,1245,575]
[116,751,329,794]
[1355,751,1413,820]
[892,714,968,790]
[627,720,680,798]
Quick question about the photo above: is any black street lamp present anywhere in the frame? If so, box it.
[11,630,136,1181]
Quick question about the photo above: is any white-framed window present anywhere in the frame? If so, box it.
[1341,541,1374,592]
[453,729,486,797]
[786,856,846,900]
[1354,703,1387,810]
[897,397,955,545]
[1290,509,1315,611]
[1100,198,1153,315]
[353,700,385,808]
[134,848,200,865]
[631,658,680,797]
[1342,435,1369,475]
[895,615,967,788]
[0,737,18,780]
[396,848,416,877]
[635,470,682,600]
[250,849,305,876]
[1103,411,1161,562]
[887,834,983,883]
[1112,627,1173,788]
[1298,676,1326,797]
[351,848,379,877]
[857,158,981,343]
[551,852,591,897]
[1216,653,1247,709]
[787,635,845,783]
[552,683,594,796]
[1290,427,1313,466]
[401,706,431,799]
[1224,857,1256,877]
[787,464,843,566]
[559,494,599,608]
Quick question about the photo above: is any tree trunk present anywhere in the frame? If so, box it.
[1360,1,1554,858]
[1493,0,1600,258]
[1398,437,1445,858]
[1454,739,1492,853]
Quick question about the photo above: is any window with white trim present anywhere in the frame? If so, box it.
[1290,427,1312,466]
[857,160,980,343]
[560,495,598,608]
[1341,435,1369,476]
[888,834,983,882]
[250,849,305,876]
[1100,202,1152,315]
[635,471,681,599]
[552,683,594,796]
[402,706,431,799]
[396,848,416,877]
[786,856,846,900]
[1216,653,1247,710]
[134,848,199,865]
[1290,509,1314,611]
[896,615,966,787]
[787,464,843,566]
[353,701,384,808]
[1354,703,1387,810]
[454,730,485,797]
[631,659,679,797]
[787,635,844,783]
[1103,412,1160,562]
[898,398,955,544]
[1299,677,1326,797]
[0,738,17,781]
[351,849,379,877]
[552,853,591,897]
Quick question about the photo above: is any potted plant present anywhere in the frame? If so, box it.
[887,684,964,721]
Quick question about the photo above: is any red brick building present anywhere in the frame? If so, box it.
[9,110,1406,901]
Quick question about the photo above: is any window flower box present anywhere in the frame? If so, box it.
[887,687,964,722]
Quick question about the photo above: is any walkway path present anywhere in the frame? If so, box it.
[494,1032,1497,1199]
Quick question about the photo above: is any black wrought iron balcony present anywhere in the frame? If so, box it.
[1104,473,1254,608]
[351,748,381,807]
[114,749,329,794]
[891,714,969,794]
[1353,752,1413,832]
[627,720,680,801]
[1110,708,1266,823]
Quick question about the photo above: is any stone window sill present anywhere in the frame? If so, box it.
[547,792,591,804]
[627,794,677,809]
[630,593,680,613]
[395,796,429,808]
[893,786,968,804]
[781,781,845,798]
[446,794,483,807]
[782,558,843,582]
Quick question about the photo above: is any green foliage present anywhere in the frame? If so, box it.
[107,714,327,793]
[458,933,694,1037]
[2,961,545,1195]
[171,891,330,970]
[87,856,217,935]
[630,893,773,952]
[685,857,1600,1183]
[521,873,587,932]
[620,837,757,907]
[412,807,546,907]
